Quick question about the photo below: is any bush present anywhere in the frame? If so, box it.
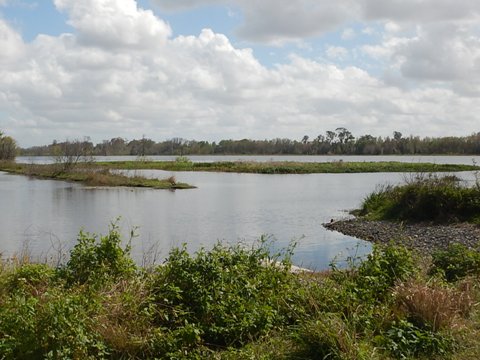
[0,289,107,359]
[58,222,136,286]
[151,240,299,347]
[382,320,454,359]
[5,263,54,296]
[431,243,480,282]
[348,243,416,302]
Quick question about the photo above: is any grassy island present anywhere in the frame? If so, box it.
[358,174,480,224]
[98,159,480,174]
[1,225,480,359]
[0,162,194,189]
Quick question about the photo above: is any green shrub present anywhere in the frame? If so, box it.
[431,243,480,282]
[58,222,136,286]
[5,263,54,296]
[381,320,454,359]
[0,294,39,359]
[36,290,107,359]
[0,290,107,359]
[174,156,193,169]
[151,240,299,348]
[346,244,416,303]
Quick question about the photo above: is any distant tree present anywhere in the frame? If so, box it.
[325,130,336,144]
[355,134,379,155]
[335,127,354,144]
[301,135,309,144]
[0,131,17,161]
[335,127,355,153]
[393,131,402,141]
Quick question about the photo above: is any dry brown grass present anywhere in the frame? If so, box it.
[394,278,476,331]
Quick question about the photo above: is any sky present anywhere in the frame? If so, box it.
[1,0,480,147]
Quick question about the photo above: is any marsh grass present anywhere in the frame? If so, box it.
[0,162,194,189]
[96,160,480,174]
[359,174,480,223]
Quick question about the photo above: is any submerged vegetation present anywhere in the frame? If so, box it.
[99,159,479,174]
[1,225,480,359]
[0,162,193,189]
[359,174,480,223]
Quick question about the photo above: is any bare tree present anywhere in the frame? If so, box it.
[53,137,94,173]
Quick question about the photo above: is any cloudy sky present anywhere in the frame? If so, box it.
[1,0,479,147]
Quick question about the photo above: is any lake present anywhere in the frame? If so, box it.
[2,155,479,269]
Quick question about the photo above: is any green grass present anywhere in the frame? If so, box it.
[1,224,480,359]
[0,161,194,189]
[97,159,479,174]
[359,174,480,223]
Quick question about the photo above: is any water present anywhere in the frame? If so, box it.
[3,156,479,269]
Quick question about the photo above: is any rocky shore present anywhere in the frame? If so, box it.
[324,218,480,253]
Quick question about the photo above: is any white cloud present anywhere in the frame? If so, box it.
[398,24,480,83]
[359,22,480,94]
[154,0,359,44]
[0,19,25,63]
[361,0,480,23]
[326,46,348,60]
[384,21,401,33]
[54,0,171,49]
[341,28,355,40]
[153,0,480,44]
[1,0,480,147]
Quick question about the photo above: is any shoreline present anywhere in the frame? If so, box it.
[324,218,480,253]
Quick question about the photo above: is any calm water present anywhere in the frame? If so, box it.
[3,156,479,269]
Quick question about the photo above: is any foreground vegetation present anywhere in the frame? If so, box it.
[359,174,480,223]
[0,162,193,189]
[1,225,480,359]
[99,159,479,174]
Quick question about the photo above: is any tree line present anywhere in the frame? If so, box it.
[16,128,480,157]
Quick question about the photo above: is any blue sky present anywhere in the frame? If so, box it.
[1,0,479,146]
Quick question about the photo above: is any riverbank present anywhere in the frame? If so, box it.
[324,218,480,253]
[0,162,194,189]
[99,160,479,174]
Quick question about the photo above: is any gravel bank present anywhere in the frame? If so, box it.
[324,219,480,253]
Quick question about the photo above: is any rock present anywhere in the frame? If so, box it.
[323,218,480,253]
